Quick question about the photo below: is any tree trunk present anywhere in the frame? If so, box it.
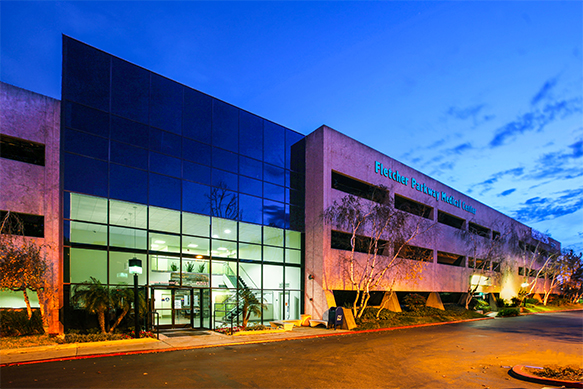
[22,289,33,319]
[36,288,50,333]
[98,310,106,333]
[109,308,129,333]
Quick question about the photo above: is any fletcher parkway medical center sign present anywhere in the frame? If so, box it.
[374,161,476,215]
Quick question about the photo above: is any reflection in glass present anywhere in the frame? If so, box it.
[239,222,262,244]
[239,156,262,180]
[183,88,212,145]
[64,128,108,160]
[111,115,149,149]
[181,236,210,257]
[209,185,239,220]
[149,173,181,210]
[182,181,210,215]
[183,138,211,166]
[239,194,263,225]
[70,221,107,245]
[110,252,146,285]
[111,57,149,123]
[263,121,285,167]
[239,111,263,160]
[211,217,237,240]
[183,161,211,185]
[149,232,180,253]
[149,128,181,158]
[264,226,283,246]
[64,153,108,197]
[111,141,148,170]
[212,100,238,152]
[263,200,285,228]
[149,152,181,178]
[150,73,183,134]
[239,243,262,261]
[64,102,109,138]
[211,239,237,258]
[110,164,148,204]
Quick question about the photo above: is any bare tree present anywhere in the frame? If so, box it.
[457,220,508,309]
[207,182,240,220]
[323,189,434,319]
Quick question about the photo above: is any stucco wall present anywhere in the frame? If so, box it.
[305,125,560,315]
[0,82,62,334]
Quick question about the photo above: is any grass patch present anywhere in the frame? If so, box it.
[521,303,583,314]
[354,304,485,331]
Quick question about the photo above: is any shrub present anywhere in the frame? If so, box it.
[524,298,539,305]
[57,333,128,343]
[496,297,507,308]
[510,297,522,307]
[403,294,426,312]
[0,309,44,337]
[473,299,491,313]
[497,308,520,317]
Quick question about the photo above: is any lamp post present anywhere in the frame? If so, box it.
[128,258,142,339]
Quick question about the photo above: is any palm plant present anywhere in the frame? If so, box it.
[239,286,267,329]
[71,277,110,333]
[109,287,145,333]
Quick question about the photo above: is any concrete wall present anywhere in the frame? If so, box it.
[304,125,560,315]
[0,82,62,334]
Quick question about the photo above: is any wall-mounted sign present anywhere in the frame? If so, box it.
[374,161,476,215]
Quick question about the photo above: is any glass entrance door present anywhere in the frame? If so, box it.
[152,288,209,329]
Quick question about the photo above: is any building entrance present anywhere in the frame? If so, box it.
[151,287,209,329]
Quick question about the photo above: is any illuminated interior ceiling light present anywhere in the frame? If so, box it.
[151,244,159,248]
[224,229,231,234]
[188,244,199,248]
[218,247,228,251]
[154,240,166,244]
[195,255,203,259]
[212,234,219,238]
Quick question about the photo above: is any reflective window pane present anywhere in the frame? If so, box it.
[64,153,108,197]
[263,265,284,289]
[239,156,262,180]
[263,121,285,167]
[150,152,181,178]
[111,57,149,123]
[211,169,238,192]
[64,102,109,138]
[264,200,285,228]
[70,221,107,245]
[109,226,147,249]
[211,239,237,258]
[285,130,304,170]
[211,217,237,241]
[70,248,107,284]
[264,164,285,186]
[182,181,210,215]
[150,74,183,134]
[149,173,181,210]
[109,252,146,285]
[70,193,108,224]
[239,194,263,225]
[212,100,238,152]
[109,200,147,229]
[263,182,285,203]
[111,141,148,170]
[149,206,180,233]
[286,249,301,264]
[183,88,211,144]
[264,226,283,247]
[209,186,238,220]
[149,232,180,253]
[110,164,148,204]
[239,111,263,160]
[183,161,211,185]
[239,222,262,244]
[149,128,181,158]
[183,138,211,166]
[212,148,238,173]
[239,176,262,198]
[211,261,237,288]
[182,213,210,237]
[111,116,149,149]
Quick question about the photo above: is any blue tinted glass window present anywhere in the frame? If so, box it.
[149,128,181,157]
[264,183,285,203]
[183,181,210,215]
[110,164,148,204]
[212,100,238,152]
[111,57,150,123]
[239,176,262,197]
[209,187,238,220]
[183,138,211,166]
[149,173,181,210]
[183,88,211,144]
[290,137,306,173]
[64,102,109,138]
[285,130,304,170]
[264,163,285,186]
[239,156,262,180]
[183,161,211,185]
[63,128,108,160]
[64,153,108,197]
[150,74,183,134]
[63,37,110,111]
[110,141,148,170]
[263,121,285,167]
[150,152,181,178]
[239,194,263,224]
[212,148,238,173]
[285,204,291,229]
[211,169,238,192]
[263,200,285,228]
[111,115,149,149]
[239,111,263,160]
[285,170,291,188]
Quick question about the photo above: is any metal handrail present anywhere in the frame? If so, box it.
[148,310,160,339]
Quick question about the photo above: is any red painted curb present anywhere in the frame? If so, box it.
[510,365,583,388]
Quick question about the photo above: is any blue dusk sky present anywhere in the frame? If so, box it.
[1,1,581,252]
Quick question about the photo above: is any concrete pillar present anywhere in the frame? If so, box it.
[426,292,445,310]
[380,291,401,313]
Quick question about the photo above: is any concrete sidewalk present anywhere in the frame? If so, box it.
[0,326,348,365]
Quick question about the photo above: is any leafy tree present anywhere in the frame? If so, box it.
[323,189,434,319]
[71,277,110,333]
[558,250,583,303]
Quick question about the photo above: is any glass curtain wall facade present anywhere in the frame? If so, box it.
[61,36,305,329]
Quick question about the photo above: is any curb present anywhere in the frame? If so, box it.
[510,365,583,388]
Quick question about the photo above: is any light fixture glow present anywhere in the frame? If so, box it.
[521,282,529,288]
[188,244,199,248]
[195,255,203,259]
[151,244,159,248]
[224,229,231,234]
[218,247,228,251]
[154,240,166,244]
[212,234,219,238]
[128,258,142,274]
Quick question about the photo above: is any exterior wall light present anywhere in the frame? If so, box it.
[308,274,315,280]
[129,258,143,274]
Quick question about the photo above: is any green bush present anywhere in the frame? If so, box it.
[524,298,539,305]
[56,333,129,343]
[0,309,44,337]
[473,299,491,313]
[497,308,520,317]
[403,294,426,311]
[496,297,507,308]
[510,297,522,307]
